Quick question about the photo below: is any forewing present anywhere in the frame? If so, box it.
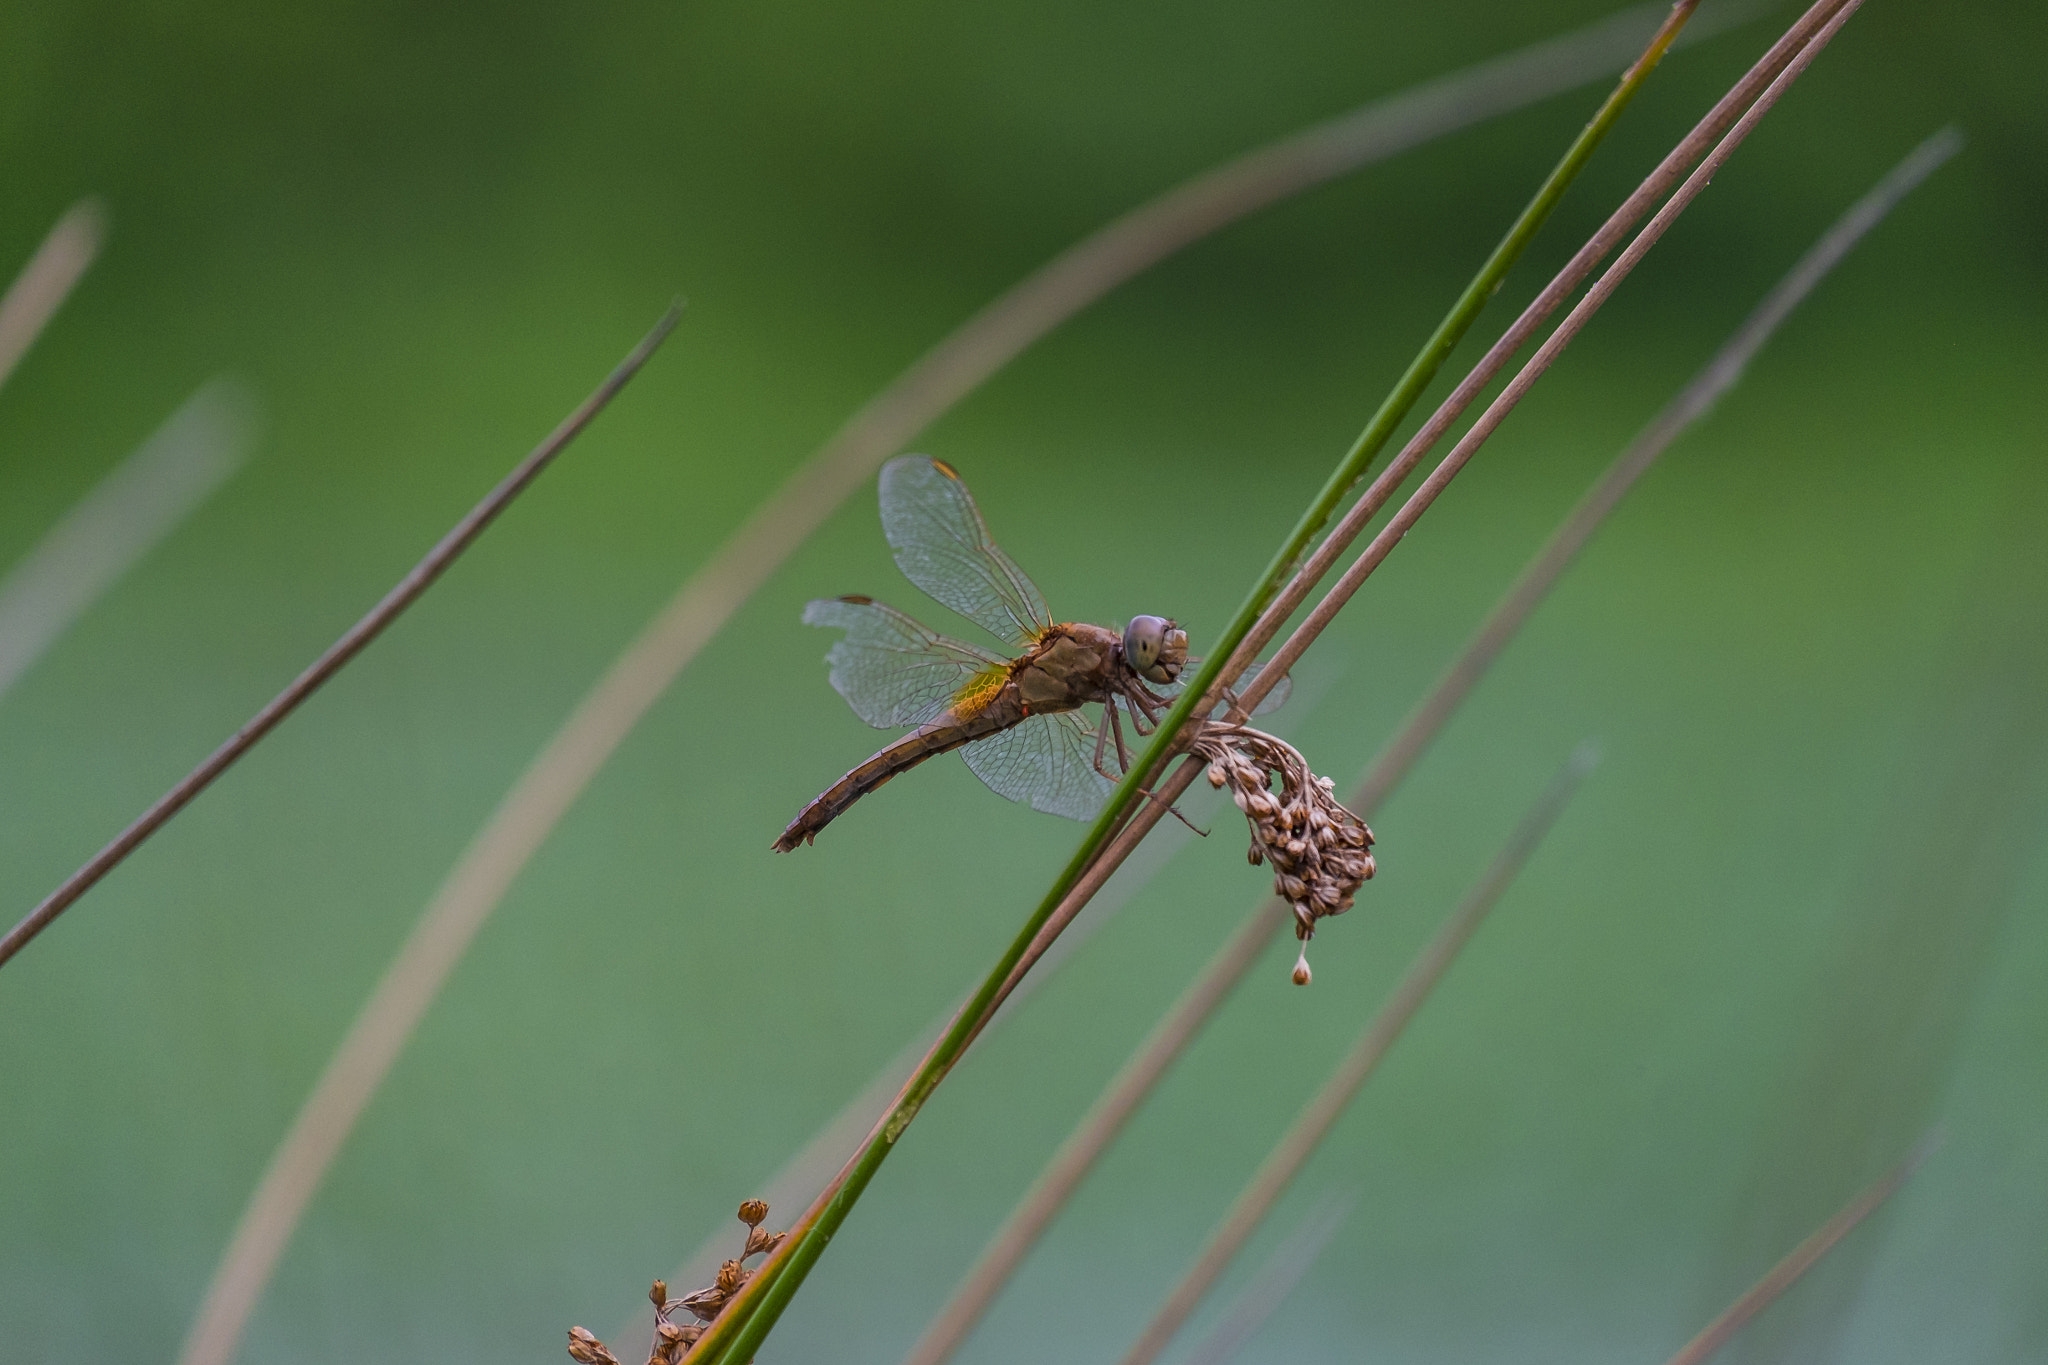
[803,596,1007,730]
[880,456,1051,646]
[960,709,1113,821]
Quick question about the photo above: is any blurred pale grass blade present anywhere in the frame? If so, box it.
[0,302,679,973]
[1177,1189,1357,1365]
[1662,1138,1937,1365]
[0,200,103,397]
[1114,746,1597,1365]
[983,0,1863,1032]
[902,112,1937,1365]
[0,380,252,703]
[184,10,1734,1362]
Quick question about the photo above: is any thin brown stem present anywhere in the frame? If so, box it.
[0,299,681,971]
[897,113,1942,1365]
[1659,1137,1938,1365]
[1116,747,1596,1365]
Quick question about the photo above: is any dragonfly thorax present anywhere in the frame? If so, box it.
[1013,623,1122,713]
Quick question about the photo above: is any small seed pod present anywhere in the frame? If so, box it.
[566,1327,621,1365]
[1292,944,1313,986]
[1206,762,1226,789]
[716,1259,749,1294]
[649,1280,668,1308]
[737,1199,770,1227]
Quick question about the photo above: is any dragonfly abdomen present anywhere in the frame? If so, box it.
[772,695,1025,851]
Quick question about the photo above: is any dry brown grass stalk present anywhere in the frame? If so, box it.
[898,109,1943,1365]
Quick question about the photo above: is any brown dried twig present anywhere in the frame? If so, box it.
[899,114,1950,1365]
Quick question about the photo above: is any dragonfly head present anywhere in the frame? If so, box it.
[1123,615,1188,685]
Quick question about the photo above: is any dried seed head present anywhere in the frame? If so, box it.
[1192,721,1377,972]
[1206,762,1227,789]
[1292,945,1312,986]
[716,1259,749,1294]
[652,1320,689,1364]
[737,1199,770,1227]
[745,1226,785,1257]
[649,1280,668,1309]
[678,1287,727,1322]
[567,1327,621,1365]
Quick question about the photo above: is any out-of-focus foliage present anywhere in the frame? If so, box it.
[0,3,2043,1363]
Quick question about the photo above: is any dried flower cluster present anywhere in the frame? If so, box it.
[1192,721,1375,984]
[567,1199,787,1365]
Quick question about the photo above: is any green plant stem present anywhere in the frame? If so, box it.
[685,9,1698,1363]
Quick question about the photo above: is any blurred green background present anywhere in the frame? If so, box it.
[2,1,2045,1362]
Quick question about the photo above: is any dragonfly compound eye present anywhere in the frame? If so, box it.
[1124,615,1184,684]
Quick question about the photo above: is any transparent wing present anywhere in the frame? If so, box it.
[880,455,1052,647]
[804,596,1007,730]
[960,709,1113,821]
[1172,658,1292,716]
[1239,659,1293,715]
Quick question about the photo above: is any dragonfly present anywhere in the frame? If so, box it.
[775,455,1248,852]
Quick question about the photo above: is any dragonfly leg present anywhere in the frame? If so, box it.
[1091,699,1134,783]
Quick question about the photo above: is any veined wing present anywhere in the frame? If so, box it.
[1150,658,1294,715]
[1236,658,1293,715]
[804,596,1008,729]
[880,455,1052,647]
[961,709,1112,821]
